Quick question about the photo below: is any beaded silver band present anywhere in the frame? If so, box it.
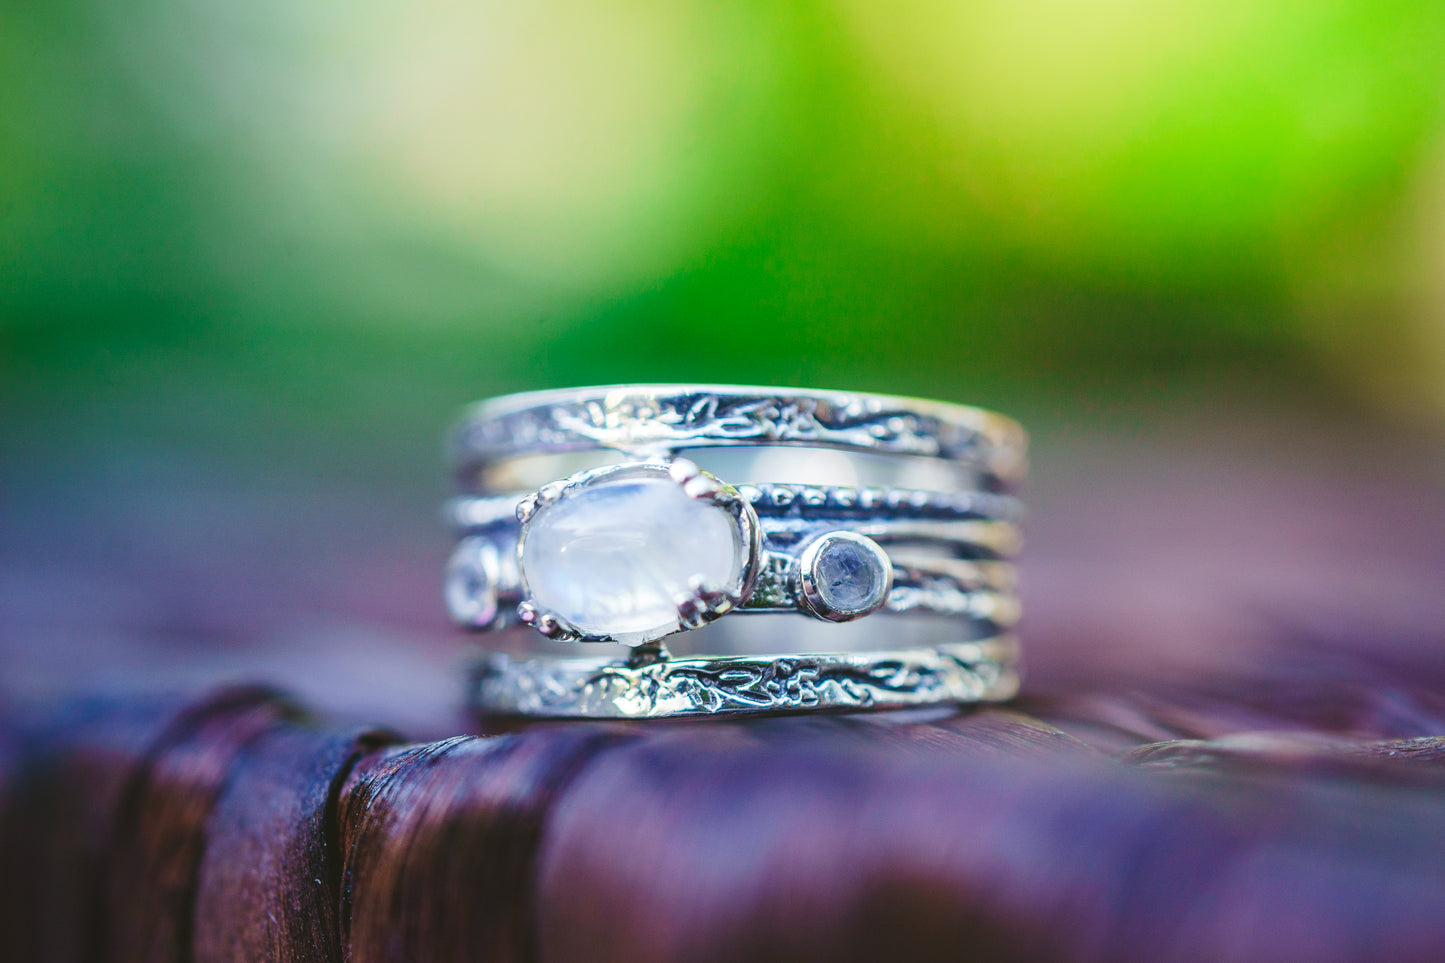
[449,385,1027,719]
[446,531,1021,630]
[446,484,1026,528]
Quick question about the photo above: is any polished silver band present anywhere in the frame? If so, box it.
[448,384,1027,719]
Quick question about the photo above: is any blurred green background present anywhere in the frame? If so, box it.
[5,0,1445,479]
[5,0,1445,722]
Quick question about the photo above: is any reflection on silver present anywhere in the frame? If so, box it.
[447,384,1028,718]
[471,637,1021,719]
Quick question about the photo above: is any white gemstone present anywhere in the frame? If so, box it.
[519,466,749,642]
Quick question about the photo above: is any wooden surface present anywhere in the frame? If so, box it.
[7,691,1445,962]
[4,404,1445,961]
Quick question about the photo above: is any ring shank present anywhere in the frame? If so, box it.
[469,636,1021,719]
[470,448,999,497]
[451,385,1027,492]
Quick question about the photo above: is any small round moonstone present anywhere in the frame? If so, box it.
[801,533,891,621]
[445,538,500,629]
[520,467,749,642]
[815,541,882,611]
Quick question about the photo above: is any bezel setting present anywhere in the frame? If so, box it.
[444,536,502,629]
[514,460,762,645]
[796,531,894,623]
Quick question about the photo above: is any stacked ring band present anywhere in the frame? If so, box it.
[445,385,1027,719]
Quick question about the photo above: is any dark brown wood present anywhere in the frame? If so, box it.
[192,723,394,962]
[0,690,290,963]
[532,719,1445,963]
[10,687,1445,961]
[338,726,631,963]
[103,688,300,963]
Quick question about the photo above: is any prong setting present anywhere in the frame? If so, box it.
[676,577,737,629]
[513,461,762,646]
[667,457,701,485]
[516,600,580,641]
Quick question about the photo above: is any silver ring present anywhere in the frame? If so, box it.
[447,384,1027,719]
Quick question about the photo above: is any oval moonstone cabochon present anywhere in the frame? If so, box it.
[519,465,750,642]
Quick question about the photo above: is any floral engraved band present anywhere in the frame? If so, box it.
[446,385,1027,719]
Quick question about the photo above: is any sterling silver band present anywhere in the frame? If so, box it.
[451,385,1027,491]
[447,484,1026,528]
[449,384,1027,719]
[469,636,1021,719]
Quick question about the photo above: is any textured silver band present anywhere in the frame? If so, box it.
[450,384,1027,491]
[469,636,1021,719]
